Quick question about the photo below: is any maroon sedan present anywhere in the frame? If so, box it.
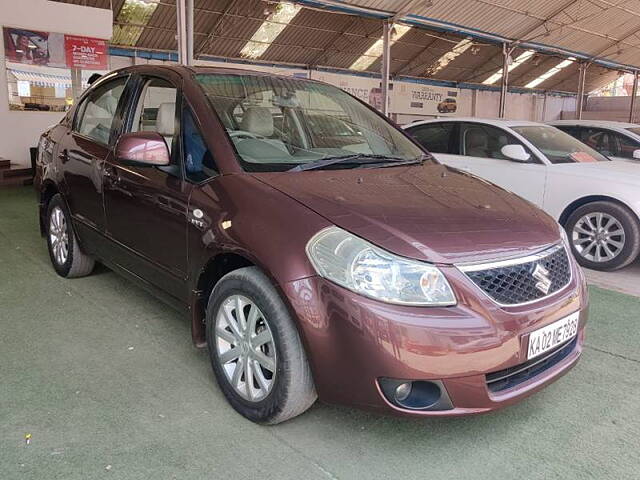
[35,65,587,424]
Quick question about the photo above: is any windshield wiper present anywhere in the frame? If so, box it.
[288,154,426,172]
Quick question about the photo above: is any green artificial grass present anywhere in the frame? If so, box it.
[0,186,638,479]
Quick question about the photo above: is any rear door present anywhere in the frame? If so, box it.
[59,75,130,249]
[102,72,190,300]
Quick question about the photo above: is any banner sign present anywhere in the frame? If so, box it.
[311,71,460,116]
[64,35,108,69]
[391,83,460,116]
[3,27,107,70]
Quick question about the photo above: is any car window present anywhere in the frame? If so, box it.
[195,74,425,172]
[75,76,128,145]
[581,128,617,157]
[131,78,178,154]
[609,131,640,159]
[460,123,532,161]
[512,125,608,163]
[183,107,218,183]
[406,123,456,154]
[555,125,579,137]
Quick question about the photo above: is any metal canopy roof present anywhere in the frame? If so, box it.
[51,0,639,94]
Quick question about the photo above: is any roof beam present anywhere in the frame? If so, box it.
[481,0,631,48]
[509,0,580,42]
[466,0,578,85]
[588,24,640,66]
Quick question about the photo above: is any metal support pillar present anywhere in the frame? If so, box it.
[630,72,638,123]
[499,43,509,118]
[381,20,391,117]
[576,63,587,120]
[70,68,82,103]
[176,0,188,65]
[186,0,194,65]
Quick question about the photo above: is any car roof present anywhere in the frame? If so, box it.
[548,119,640,129]
[403,117,545,129]
[112,64,317,82]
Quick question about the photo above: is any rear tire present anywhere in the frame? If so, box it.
[565,201,640,271]
[46,194,95,278]
[206,267,316,424]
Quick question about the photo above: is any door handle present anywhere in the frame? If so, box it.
[103,165,120,186]
[58,149,68,163]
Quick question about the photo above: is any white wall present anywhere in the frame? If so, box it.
[586,96,632,111]
[396,88,575,124]
[576,95,636,122]
[0,0,112,166]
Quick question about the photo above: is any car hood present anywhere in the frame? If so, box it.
[551,159,640,184]
[253,163,560,264]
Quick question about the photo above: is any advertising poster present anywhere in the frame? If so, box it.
[3,27,107,70]
[64,35,108,69]
[3,27,66,67]
[391,82,460,116]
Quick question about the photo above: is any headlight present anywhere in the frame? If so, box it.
[306,227,456,306]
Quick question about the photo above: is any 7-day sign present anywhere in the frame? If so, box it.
[64,35,107,69]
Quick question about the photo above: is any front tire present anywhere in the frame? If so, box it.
[565,201,640,271]
[46,194,95,278]
[206,267,316,424]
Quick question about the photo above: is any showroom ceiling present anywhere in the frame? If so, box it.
[51,0,640,94]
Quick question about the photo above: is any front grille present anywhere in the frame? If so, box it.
[486,337,577,393]
[459,244,571,306]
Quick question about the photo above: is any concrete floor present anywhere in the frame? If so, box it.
[1,185,639,480]
[585,260,640,297]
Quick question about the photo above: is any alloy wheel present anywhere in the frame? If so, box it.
[49,206,69,266]
[215,295,277,402]
[572,212,626,263]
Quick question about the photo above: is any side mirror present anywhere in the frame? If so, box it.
[115,132,170,167]
[501,144,531,163]
[632,149,640,160]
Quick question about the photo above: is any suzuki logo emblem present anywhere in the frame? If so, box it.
[532,263,552,295]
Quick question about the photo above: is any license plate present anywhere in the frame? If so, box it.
[527,312,579,360]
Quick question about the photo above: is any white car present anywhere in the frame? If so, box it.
[403,117,640,271]
[549,120,640,162]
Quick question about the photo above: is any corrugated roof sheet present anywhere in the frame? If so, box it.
[50,0,640,94]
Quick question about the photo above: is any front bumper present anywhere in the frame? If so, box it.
[282,261,588,417]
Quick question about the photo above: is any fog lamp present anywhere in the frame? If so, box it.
[394,382,412,402]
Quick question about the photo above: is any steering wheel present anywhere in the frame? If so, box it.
[228,130,264,140]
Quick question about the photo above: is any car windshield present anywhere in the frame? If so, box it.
[626,127,640,136]
[195,73,426,172]
[512,125,609,164]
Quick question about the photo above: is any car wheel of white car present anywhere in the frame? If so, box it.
[565,201,640,271]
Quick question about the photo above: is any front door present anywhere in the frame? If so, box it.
[102,74,190,301]
[441,122,547,207]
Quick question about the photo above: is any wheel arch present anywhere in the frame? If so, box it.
[558,195,640,226]
[189,251,312,351]
[39,180,60,236]
[190,252,256,347]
